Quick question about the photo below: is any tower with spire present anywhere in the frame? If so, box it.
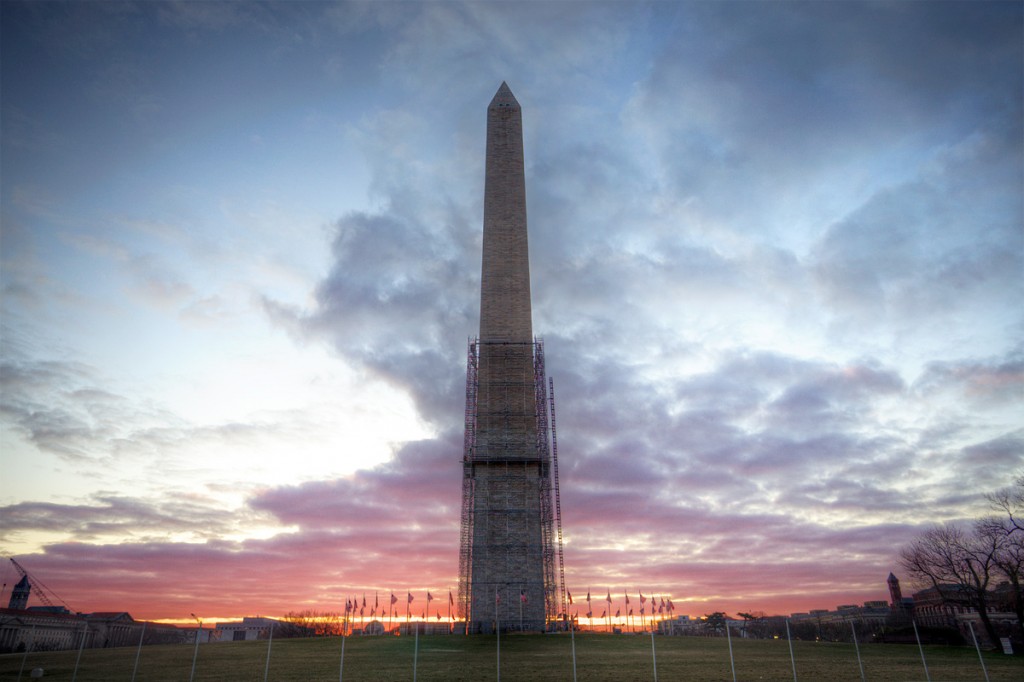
[887,572,904,611]
[457,83,563,633]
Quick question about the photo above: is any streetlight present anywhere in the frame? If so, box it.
[189,613,202,682]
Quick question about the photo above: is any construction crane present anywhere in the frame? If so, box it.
[8,557,73,612]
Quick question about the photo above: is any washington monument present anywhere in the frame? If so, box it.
[458,83,565,632]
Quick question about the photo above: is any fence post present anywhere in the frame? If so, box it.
[17,625,35,681]
[131,621,147,682]
[912,620,931,682]
[650,629,658,682]
[188,618,202,682]
[968,622,989,682]
[726,622,736,682]
[850,621,865,682]
[71,621,88,682]
[263,622,274,682]
[785,619,797,682]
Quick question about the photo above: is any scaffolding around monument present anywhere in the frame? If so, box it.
[457,338,565,630]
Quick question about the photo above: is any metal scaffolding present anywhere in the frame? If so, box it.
[457,339,478,625]
[457,338,565,630]
[549,376,567,621]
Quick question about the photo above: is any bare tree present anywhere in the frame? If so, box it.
[279,610,347,637]
[982,474,1024,632]
[986,473,1024,533]
[278,611,320,638]
[899,522,1003,646]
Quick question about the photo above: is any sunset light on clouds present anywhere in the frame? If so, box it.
[1,1,1022,622]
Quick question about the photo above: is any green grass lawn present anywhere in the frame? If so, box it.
[1,633,1020,681]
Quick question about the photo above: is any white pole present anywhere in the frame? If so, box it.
[131,621,147,682]
[496,591,501,682]
[72,621,88,682]
[785,619,797,682]
[339,618,347,682]
[850,621,865,682]
[912,620,931,682]
[726,620,736,682]
[968,621,990,682]
[263,622,274,682]
[413,624,419,682]
[18,625,35,681]
[649,629,658,682]
[188,618,202,682]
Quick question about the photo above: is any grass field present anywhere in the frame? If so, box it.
[1,633,1020,681]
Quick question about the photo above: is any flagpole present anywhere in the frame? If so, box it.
[339,615,346,682]
[586,587,591,633]
[570,614,577,682]
[649,628,658,682]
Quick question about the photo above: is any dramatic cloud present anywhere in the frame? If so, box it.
[1,1,1020,621]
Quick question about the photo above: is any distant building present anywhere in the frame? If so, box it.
[0,607,88,653]
[887,572,905,611]
[0,608,185,653]
[87,612,142,648]
[883,573,1018,647]
[657,615,693,635]
[214,617,279,642]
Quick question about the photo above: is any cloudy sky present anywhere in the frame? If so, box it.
[1,1,1021,623]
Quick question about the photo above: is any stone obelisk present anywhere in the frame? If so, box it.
[466,82,547,632]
